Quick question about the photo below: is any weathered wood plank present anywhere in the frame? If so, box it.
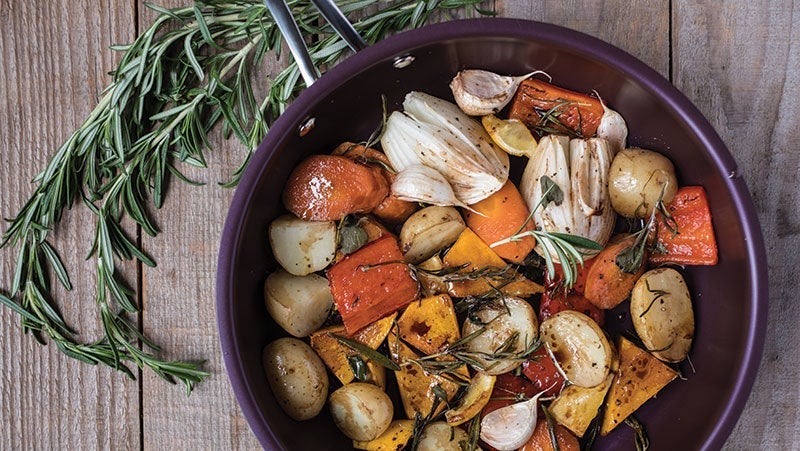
[135,1,263,449]
[673,1,800,449]
[0,1,140,449]
[496,0,670,78]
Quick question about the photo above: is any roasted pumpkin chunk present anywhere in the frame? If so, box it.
[397,294,460,356]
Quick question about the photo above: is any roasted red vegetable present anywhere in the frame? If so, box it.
[649,185,718,265]
[508,78,605,137]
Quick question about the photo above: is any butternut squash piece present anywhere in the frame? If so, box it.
[442,228,543,297]
[397,294,460,356]
[353,419,414,451]
[600,337,678,435]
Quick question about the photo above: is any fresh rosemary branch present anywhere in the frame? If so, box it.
[0,0,492,391]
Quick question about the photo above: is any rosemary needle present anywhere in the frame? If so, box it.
[0,0,492,392]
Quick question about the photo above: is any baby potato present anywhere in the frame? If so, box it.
[329,382,393,442]
[264,269,333,337]
[540,310,612,388]
[262,338,329,421]
[399,206,466,264]
[630,268,694,362]
[609,148,678,218]
[462,297,538,375]
[416,421,471,451]
[269,214,336,276]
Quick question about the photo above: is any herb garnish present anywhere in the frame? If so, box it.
[0,0,492,390]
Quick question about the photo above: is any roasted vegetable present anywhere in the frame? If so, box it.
[262,338,329,421]
[327,235,420,335]
[649,185,718,265]
[584,236,647,309]
[462,296,539,375]
[269,214,336,276]
[508,78,605,137]
[309,315,395,385]
[519,136,616,256]
[608,148,678,219]
[540,310,612,388]
[522,345,566,398]
[442,228,543,298]
[382,91,510,205]
[416,422,471,451]
[329,382,394,442]
[601,336,679,435]
[399,206,466,264]
[538,289,604,327]
[520,417,581,451]
[450,69,539,116]
[630,268,695,362]
[464,180,537,264]
[283,154,389,221]
[264,270,333,338]
[444,372,496,426]
[332,142,418,224]
[397,294,460,355]
[388,331,463,419]
[353,419,414,451]
[548,372,614,438]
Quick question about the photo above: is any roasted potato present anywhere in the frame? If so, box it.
[262,338,328,421]
[608,148,678,218]
[630,267,694,362]
[264,269,333,338]
[416,422,471,451]
[329,382,394,442]
[461,297,538,375]
[399,206,466,263]
[269,214,336,276]
[540,310,612,388]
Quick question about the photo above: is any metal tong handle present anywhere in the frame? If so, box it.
[263,0,367,87]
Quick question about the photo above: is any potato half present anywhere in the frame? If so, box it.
[608,148,678,218]
[262,338,329,421]
[269,214,336,275]
[540,310,612,388]
[630,267,694,362]
[264,269,333,338]
[399,206,466,264]
[329,382,393,442]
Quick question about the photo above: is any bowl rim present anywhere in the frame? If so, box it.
[216,17,768,450]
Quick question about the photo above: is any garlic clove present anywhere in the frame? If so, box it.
[479,391,544,451]
[391,164,469,209]
[596,101,628,155]
[450,69,545,116]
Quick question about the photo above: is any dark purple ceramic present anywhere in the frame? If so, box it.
[217,18,767,451]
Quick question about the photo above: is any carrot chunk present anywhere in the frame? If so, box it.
[649,186,718,265]
[463,180,536,264]
[282,154,389,221]
[327,235,419,335]
[584,237,646,309]
[508,79,604,137]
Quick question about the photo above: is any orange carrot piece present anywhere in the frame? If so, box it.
[584,237,646,309]
[549,257,597,295]
[327,235,420,335]
[520,417,581,451]
[332,142,418,224]
[508,79,605,137]
[463,180,536,264]
[649,186,718,265]
[282,154,389,221]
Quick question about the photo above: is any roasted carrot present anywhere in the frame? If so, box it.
[508,79,605,137]
[327,235,420,335]
[520,417,581,451]
[584,236,646,309]
[649,185,718,265]
[463,180,536,264]
[282,154,389,221]
[332,142,418,224]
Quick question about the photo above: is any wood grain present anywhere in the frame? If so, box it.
[673,2,800,449]
[0,0,797,450]
[0,1,140,450]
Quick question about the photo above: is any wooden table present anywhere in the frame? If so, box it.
[1,1,796,449]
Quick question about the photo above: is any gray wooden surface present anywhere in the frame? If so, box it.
[0,0,796,449]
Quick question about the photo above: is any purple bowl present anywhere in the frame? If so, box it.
[217,18,767,450]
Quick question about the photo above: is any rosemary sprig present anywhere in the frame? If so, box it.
[0,0,492,390]
[616,184,678,273]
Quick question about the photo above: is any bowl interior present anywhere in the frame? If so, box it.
[217,19,766,450]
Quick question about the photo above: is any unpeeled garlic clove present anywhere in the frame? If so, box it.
[596,101,628,154]
[479,391,544,451]
[450,69,544,116]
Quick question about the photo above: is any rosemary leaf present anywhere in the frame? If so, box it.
[331,333,401,371]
